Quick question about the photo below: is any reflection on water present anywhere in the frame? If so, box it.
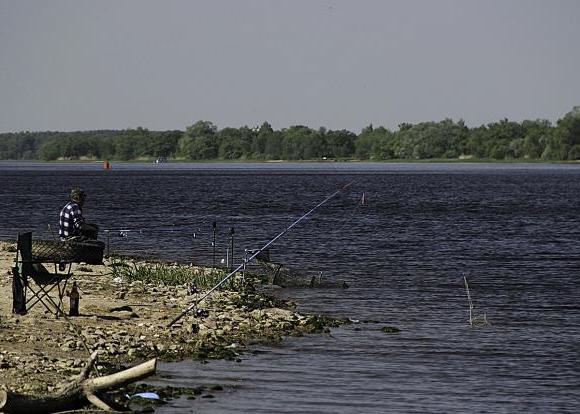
[0,163,579,413]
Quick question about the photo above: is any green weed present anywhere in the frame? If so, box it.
[109,257,234,289]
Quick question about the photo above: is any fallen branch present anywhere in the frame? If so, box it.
[0,352,156,414]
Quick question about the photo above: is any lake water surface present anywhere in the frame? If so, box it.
[0,162,579,413]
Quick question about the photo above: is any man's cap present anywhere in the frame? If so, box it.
[70,186,86,201]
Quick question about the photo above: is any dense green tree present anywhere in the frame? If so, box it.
[264,130,284,159]
[3,108,580,161]
[238,126,257,157]
[251,122,273,158]
[466,126,490,158]
[0,133,41,159]
[325,129,356,158]
[281,125,317,160]
[145,130,181,158]
[373,128,397,160]
[179,121,218,159]
[355,125,396,160]
[465,119,527,159]
[302,128,325,159]
[355,125,375,159]
[392,119,467,159]
[217,127,248,159]
[115,128,151,160]
[522,120,552,159]
[486,119,526,159]
[551,107,580,160]
[188,136,218,159]
[38,138,62,160]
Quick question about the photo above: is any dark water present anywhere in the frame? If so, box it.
[1,162,579,413]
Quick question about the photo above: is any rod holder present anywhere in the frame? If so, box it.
[229,227,235,271]
[212,221,217,267]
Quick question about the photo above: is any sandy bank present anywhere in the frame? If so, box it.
[0,240,340,400]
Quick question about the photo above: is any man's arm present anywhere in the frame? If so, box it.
[70,204,86,232]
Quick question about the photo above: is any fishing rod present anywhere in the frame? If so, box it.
[167,180,355,327]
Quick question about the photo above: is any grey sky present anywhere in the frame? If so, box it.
[1,0,578,133]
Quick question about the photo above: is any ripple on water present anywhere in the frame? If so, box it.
[1,164,579,413]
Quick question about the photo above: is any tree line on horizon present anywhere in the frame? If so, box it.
[1,107,579,162]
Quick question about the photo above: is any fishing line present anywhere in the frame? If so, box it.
[167,180,356,327]
[328,192,367,233]
[102,219,243,240]
[286,191,365,281]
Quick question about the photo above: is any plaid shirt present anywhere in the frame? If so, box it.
[59,201,85,238]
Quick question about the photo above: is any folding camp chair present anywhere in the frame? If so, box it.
[12,232,73,317]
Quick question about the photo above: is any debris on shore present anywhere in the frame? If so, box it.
[0,240,346,407]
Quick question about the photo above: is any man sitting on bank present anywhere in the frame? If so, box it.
[59,186,99,241]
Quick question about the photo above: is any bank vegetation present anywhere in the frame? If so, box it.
[1,107,579,162]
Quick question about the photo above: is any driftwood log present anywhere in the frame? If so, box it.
[0,352,156,414]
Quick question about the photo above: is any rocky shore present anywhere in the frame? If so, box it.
[0,240,342,408]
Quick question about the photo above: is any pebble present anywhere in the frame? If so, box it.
[0,260,346,397]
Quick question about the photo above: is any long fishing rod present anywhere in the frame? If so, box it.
[167,180,354,327]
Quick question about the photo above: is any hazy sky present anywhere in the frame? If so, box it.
[1,0,578,133]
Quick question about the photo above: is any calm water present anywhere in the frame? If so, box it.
[1,162,579,413]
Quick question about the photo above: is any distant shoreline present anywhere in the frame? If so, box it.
[0,158,578,164]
